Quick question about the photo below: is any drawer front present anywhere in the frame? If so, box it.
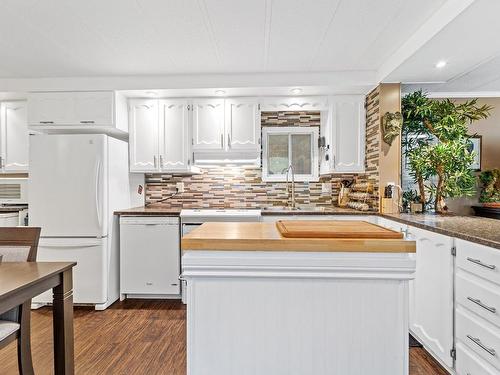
[456,239,500,286]
[456,342,498,375]
[457,271,500,328]
[456,308,500,370]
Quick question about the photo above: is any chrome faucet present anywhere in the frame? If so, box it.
[282,164,296,209]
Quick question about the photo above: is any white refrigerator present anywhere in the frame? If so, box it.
[29,134,140,310]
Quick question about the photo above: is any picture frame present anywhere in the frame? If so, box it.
[468,135,482,171]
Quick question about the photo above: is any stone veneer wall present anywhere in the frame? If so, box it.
[145,101,381,211]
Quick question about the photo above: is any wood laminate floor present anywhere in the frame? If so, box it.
[0,300,448,375]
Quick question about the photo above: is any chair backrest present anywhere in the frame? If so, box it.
[0,227,41,262]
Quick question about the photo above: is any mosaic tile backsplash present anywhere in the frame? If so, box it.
[145,104,381,211]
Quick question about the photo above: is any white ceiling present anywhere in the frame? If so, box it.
[0,0,445,77]
[0,0,499,95]
[393,0,500,95]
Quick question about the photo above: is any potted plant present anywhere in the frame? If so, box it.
[479,169,500,207]
[402,91,492,213]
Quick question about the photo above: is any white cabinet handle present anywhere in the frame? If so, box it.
[467,257,496,270]
[227,134,231,148]
[153,155,157,168]
[39,121,54,124]
[467,335,496,356]
[160,155,163,167]
[220,134,224,149]
[80,120,95,124]
[467,297,497,313]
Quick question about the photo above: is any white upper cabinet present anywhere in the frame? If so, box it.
[321,95,365,174]
[72,91,114,126]
[128,99,159,172]
[192,99,225,151]
[128,99,197,174]
[332,95,365,173]
[0,101,29,172]
[159,99,190,170]
[28,92,73,125]
[225,98,260,152]
[27,91,128,138]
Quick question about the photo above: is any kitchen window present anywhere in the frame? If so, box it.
[262,126,319,182]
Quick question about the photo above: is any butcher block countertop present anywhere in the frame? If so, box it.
[182,222,416,253]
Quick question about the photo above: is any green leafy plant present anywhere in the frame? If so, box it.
[479,169,500,204]
[402,91,492,213]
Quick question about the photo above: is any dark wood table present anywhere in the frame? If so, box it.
[0,262,76,375]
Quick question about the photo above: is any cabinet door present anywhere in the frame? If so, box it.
[0,101,29,172]
[27,92,73,125]
[332,96,365,173]
[128,99,159,172]
[407,226,454,368]
[225,98,260,151]
[73,91,114,126]
[159,99,190,170]
[192,99,224,150]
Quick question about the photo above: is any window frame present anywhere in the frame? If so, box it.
[262,126,319,182]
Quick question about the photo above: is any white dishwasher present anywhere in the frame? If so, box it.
[120,216,180,299]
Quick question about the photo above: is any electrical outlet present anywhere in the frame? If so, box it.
[176,182,185,193]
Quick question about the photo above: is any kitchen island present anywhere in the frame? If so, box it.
[181,221,416,375]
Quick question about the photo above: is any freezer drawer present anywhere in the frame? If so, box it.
[33,237,108,304]
[120,216,180,295]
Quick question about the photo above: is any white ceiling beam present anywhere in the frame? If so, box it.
[0,71,377,92]
[376,0,476,83]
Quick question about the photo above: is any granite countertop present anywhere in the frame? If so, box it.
[114,205,182,216]
[382,213,500,250]
[260,207,370,215]
[114,205,365,216]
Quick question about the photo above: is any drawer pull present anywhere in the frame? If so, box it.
[467,297,497,313]
[467,257,496,270]
[80,120,95,124]
[467,334,496,356]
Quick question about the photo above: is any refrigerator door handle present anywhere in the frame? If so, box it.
[95,159,102,230]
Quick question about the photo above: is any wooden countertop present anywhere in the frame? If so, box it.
[182,222,416,253]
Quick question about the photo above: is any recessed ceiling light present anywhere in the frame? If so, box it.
[145,91,158,97]
[435,60,447,69]
[290,88,303,95]
[215,89,226,96]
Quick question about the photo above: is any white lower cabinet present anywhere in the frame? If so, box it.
[456,342,498,375]
[377,218,500,374]
[120,216,180,296]
[407,226,455,369]
[456,239,500,373]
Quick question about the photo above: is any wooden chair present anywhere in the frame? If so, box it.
[0,227,41,375]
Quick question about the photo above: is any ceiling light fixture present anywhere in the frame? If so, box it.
[435,60,447,69]
[215,89,226,96]
[290,88,303,95]
[145,91,158,97]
